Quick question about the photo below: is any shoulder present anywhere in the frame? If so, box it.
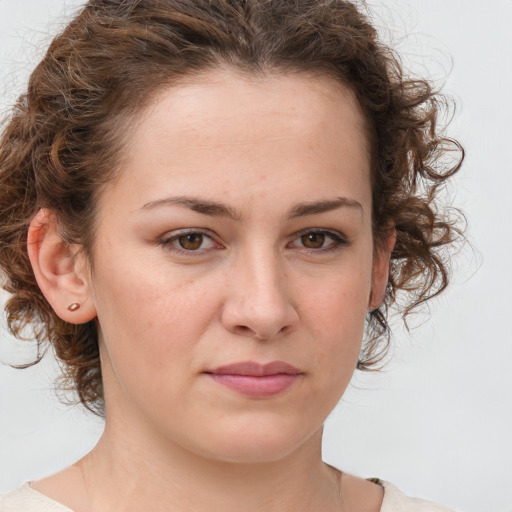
[0,483,73,512]
[330,469,456,512]
[379,480,456,512]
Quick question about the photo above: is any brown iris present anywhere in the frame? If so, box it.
[301,232,326,249]
[178,233,204,250]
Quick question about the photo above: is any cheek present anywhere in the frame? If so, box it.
[297,260,373,372]
[90,253,220,382]
[301,260,372,331]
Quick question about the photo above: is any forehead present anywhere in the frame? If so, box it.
[137,68,371,158]
[101,69,372,216]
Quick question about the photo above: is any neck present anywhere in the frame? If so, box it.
[78,420,342,512]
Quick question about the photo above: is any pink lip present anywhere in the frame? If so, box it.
[205,361,302,398]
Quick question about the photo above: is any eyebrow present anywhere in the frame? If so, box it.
[141,196,240,220]
[140,195,363,219]
[288,197,363,218]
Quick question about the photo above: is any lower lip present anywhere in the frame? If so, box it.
[207,373,300,398]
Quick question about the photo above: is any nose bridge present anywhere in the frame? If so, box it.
[244,244,284,306]
[222,241,298,339]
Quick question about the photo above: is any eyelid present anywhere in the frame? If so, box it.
[158,227,349,256]
[288,228,350,252]
[159,228,224,254]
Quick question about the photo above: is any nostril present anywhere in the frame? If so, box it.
[279,325,292,335]
[234,325,253,336]
[220,294,299,340]
[232,323,293,340]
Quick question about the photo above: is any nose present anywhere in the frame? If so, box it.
[220,250,299,340]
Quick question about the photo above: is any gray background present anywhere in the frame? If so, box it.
[0,1,511,511]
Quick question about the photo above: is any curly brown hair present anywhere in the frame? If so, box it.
[0,0,463,415]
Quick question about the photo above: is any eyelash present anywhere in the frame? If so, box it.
[158,228,349,256]
[287,229,349,254]
[159,229,223,256]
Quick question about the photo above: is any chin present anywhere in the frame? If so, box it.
[181,415,322,465]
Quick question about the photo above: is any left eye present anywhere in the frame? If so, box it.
[289,230,346,250]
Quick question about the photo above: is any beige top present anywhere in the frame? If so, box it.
[0,481,455,512]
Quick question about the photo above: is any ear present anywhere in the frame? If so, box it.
[27,209,97,324]
[368,226,396,310]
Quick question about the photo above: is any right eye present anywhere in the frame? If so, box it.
[159,230,222,254]
[176,233,207,250]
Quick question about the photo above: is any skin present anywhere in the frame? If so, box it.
[28,69,393,512]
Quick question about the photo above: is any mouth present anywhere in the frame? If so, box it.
[204,361,303,398]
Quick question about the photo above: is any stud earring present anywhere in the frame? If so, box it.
[67,303,81,312]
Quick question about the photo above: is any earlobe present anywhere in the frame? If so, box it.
[368,227,396,310]
[27,209,97,324]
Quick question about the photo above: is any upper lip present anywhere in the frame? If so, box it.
[207,361,302,376]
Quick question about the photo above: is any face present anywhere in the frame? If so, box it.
[84,69,388,463]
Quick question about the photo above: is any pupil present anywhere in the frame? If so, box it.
[179,233,203,250]
[302,232,325,248]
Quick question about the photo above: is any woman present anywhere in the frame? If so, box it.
[0,1,463,511]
